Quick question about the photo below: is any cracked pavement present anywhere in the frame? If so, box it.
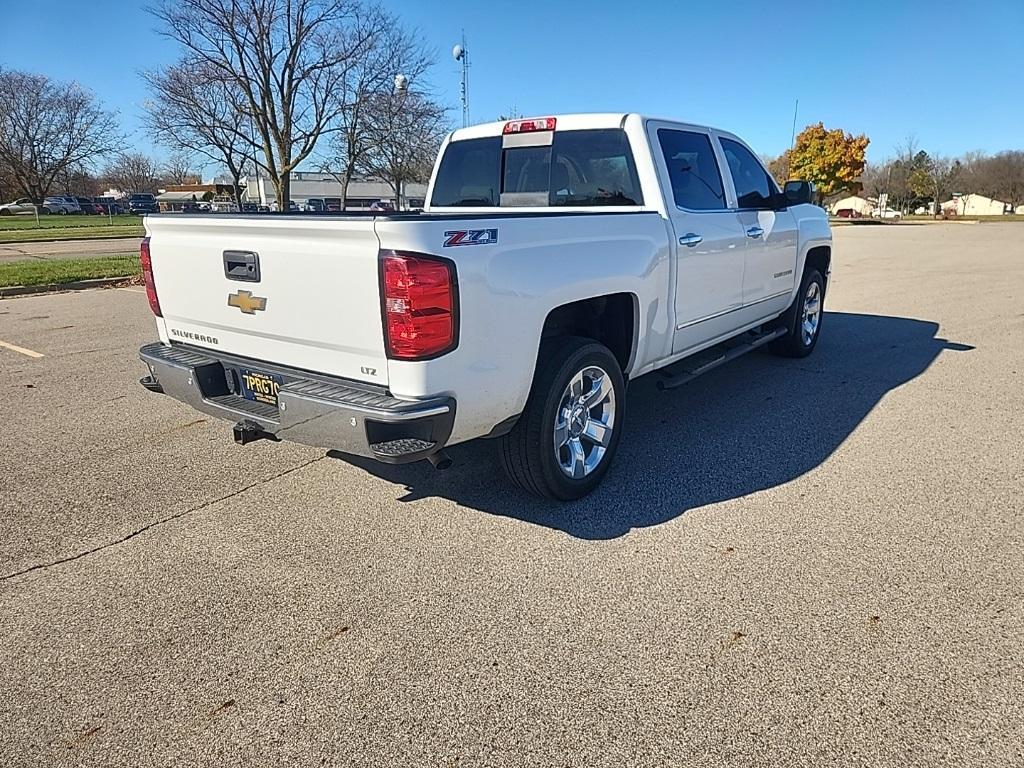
[0,224,1022,767]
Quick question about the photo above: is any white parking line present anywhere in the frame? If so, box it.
[117,288,145,294]
[0,339,44,358]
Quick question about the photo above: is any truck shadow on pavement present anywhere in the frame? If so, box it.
[331,312,972,539]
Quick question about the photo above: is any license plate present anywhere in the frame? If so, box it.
[238,368,283,407]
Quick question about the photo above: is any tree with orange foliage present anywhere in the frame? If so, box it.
[781,123,869,203]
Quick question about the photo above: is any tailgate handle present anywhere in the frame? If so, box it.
[223,250,260,282]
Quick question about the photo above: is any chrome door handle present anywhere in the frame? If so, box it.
[746,226,764,238]
[679,233,703,247]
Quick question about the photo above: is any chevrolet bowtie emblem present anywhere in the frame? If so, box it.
[227,290,267,314]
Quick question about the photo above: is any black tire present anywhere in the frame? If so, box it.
[500,336,625,500]
[770,268,825,358]
[0,209,11,216]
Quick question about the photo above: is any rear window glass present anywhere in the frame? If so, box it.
[430,129,643,207]
[430,137,501,206]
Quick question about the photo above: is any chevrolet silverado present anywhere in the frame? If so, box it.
[138,114,832,500]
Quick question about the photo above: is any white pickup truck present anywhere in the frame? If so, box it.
[138,113,831,499]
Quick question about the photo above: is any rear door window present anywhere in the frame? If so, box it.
[657,129,726,210]
[720,137,776,209]
[430,129,642,207]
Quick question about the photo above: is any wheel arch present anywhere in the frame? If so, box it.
[804,244,832,287]
[539,292,640,376]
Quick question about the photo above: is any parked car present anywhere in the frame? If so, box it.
[137,113,832,500]
[94,197,123,215]
[369,199,396,212]
[241,202,261,213]
[0,197,46,216]
[876,208,902,220]
[43,196,81,215]
[77,196,107,215]
[304,198,325,213]
[127,193,159,215]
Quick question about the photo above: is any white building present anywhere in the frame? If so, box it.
[244,172,428,210]
[830,195,873,216]
[941,193,1008,216]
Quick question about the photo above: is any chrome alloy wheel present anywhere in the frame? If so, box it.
[553,365,616,479]
[801,280,822,345]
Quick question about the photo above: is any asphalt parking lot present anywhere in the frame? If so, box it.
[1,223,1021,767]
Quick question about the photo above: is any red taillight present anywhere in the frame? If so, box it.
[380,251,457,359]
[140,236,162,317]
[502,117,556,134]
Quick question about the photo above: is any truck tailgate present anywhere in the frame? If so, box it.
[146,215,387,385]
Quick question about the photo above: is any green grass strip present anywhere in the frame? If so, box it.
[0,256,140,288]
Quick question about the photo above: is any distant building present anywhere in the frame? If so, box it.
[941,193,1007,216]
[830,195,873,216]
[243,172,428,210]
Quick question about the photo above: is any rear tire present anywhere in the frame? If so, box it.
[500,336,625,500]
[770,268,825,358]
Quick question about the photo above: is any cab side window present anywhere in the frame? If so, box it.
[657,129,726,211]
[720,137,775,209]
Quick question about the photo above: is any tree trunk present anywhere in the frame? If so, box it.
[275,171,290,210]
[341,164,354,210]
[231,169,244,211]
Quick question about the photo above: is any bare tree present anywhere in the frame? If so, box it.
[0,68,122,200]
[162,151,199,185]
[923,156,956,212]
[0,165,15,202]
[859,162,887,199]
[358,91,449,206]
[150,0,378,206]
[324,14,433,208]
[972,151,1024,209]
[104,152,162,194]
[144,63,257,210]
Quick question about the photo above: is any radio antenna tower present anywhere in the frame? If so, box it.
[452,31,470,127]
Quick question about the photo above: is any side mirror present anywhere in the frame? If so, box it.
[783,180,814,206]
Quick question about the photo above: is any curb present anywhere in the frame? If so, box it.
[0,276,138,298]
[0,234,143,245]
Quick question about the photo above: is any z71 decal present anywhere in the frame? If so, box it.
[443,228,498,247]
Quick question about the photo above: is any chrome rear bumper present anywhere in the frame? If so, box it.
[139,342,454,463]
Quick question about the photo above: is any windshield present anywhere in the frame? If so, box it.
[430,128,643,208]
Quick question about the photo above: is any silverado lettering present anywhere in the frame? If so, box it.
[170,329,219,345]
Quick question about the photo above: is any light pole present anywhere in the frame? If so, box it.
[453,32,469,128]
[393,74,409,209]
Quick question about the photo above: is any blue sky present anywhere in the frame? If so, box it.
[2,0,1021,169]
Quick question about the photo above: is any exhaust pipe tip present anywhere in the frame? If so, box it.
[427,450,453,471]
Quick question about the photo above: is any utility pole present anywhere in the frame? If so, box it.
[790,98,799,152]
